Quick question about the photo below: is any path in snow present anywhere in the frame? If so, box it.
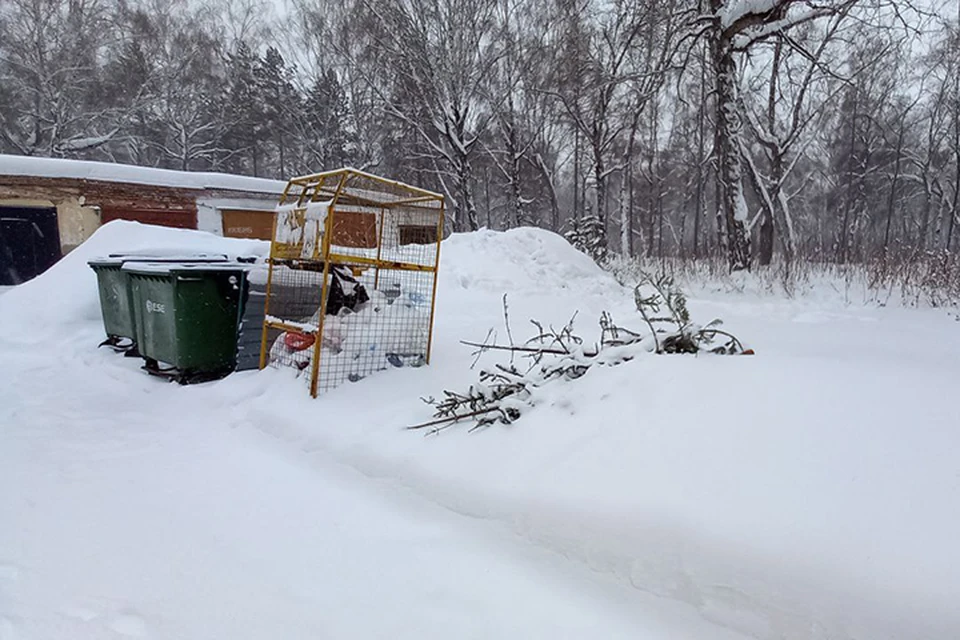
[0,335,749,640]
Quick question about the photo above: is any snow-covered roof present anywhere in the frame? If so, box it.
[0,154,286,195]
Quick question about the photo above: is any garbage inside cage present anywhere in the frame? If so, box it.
[259,167,445,397]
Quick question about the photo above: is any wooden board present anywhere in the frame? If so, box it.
[331,210,378,249]
[222,209,275,240]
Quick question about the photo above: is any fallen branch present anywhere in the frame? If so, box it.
[460,341,580,356]
[411,275,750,434]
[407,406,504,432]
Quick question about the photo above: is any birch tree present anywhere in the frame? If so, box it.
[698,0,858,271]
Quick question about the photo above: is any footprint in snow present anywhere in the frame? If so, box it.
[109,612,147,637]
[0,616,18,640]
[0,565,19,583]
[60,605,100,622]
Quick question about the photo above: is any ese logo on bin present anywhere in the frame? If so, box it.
[146,300,166,314]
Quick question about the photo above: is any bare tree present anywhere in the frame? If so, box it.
[546,0,677,256]
[0,0,121,156]
[343,0,504,231]
[739,5,875,267]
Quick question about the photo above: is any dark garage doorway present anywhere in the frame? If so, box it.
[0,206,62,285]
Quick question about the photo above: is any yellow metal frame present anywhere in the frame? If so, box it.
[425,200,445,365]
[259,167,445,397]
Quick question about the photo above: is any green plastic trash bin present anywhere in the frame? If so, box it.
[123,262,250,383]
[88,253,229,351]
[89,257,137,348]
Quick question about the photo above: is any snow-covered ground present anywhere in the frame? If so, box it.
[2,221,958,639]
[2,359,737,640]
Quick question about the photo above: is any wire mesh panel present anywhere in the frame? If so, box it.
[260,168,444,397]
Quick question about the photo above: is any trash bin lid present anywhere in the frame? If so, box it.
[88,257,126,267]
[121,262,252,276]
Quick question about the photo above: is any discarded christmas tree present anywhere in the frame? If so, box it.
[409,276,750,434]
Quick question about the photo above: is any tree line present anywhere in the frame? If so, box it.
[1,0,957,274]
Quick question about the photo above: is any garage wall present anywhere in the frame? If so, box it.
[1,179,282,254]
[56,198,101,252]
[99,205,196,229]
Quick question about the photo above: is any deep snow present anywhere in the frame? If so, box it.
[2,221,959,639]
[3,358,731,639]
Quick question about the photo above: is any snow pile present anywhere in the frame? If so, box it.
[440,227,621,297]
[2,222,959,639]
[0,220,267,334]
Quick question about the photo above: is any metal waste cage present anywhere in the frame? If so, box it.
[259,168,445,397]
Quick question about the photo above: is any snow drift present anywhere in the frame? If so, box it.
[0,221,268,333]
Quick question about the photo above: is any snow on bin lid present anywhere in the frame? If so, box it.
[88,257,127,267]
[108,251,230,261]
[121,262,252,275]
[107,248,227,260]
[89,252,230,267]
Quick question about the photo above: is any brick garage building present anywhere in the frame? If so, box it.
[0,155,285,284]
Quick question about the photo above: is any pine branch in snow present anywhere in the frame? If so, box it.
[564,216,609,265]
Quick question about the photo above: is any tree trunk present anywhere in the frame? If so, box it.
[620,114,639,257]
[757,38,781,267]
[594,140,607,224]
[948,0,960,251]
[573,128,581,220]
[535,152,560,231]
[458,156,480,231]
[501,117,526,228]
[712,37,751,271]
[692,50,708,259]
[838,88,860,264]
[949,95,960,252]
[918,175,933,253]
[484,165,492,229]
[757,203,775,265]
[883,121,906,254]
[948,165,959,252]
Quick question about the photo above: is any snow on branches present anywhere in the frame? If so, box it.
[409,277,751,435]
